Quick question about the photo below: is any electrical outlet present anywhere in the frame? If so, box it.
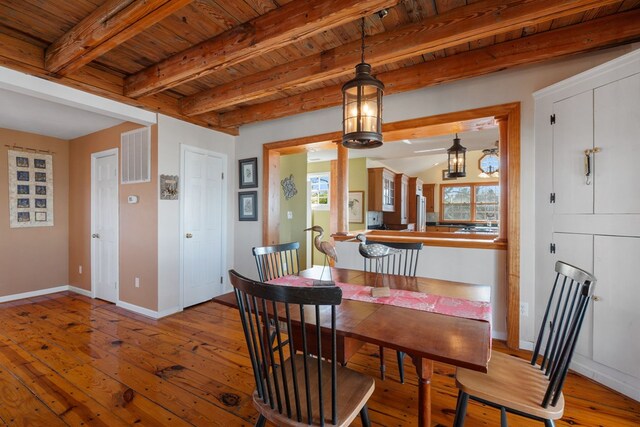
[520,302,529,317]
[79,265,83,274]
[135,277,140,288]
[287,211,293,219]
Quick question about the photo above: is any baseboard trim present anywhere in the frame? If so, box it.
[116,300,161,319]
[571,355,640,401]
[0,286,69,303]
[68,286,92,297]
[157,306,182,318]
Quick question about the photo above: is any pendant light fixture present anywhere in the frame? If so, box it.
[447,133,467,177]
[342,17,384,149]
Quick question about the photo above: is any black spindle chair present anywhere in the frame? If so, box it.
[363,239,423,383]
[229,270,375,427]
[253,242,301,282]
[453,261,597,427]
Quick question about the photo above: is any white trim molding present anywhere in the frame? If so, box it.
[68,286,92,297]
[0,286,69,303]
[116,300,181,319]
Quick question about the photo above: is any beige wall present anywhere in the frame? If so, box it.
[68,123,158,310]
[0,128,69,297]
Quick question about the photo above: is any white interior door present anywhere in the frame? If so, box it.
[182,146,225,307]
[552,91,593,214]
[92,149,119,303]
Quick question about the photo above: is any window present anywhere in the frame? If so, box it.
[441,182,499,223]
[309,173,330,210]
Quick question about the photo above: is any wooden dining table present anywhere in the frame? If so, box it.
[214,266,492,427]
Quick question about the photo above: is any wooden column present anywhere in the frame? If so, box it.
[330,160,338,236]
[336,143,349,234]
[496,116,509,243]
[263,147,281,245]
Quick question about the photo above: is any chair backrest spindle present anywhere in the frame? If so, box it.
[253,242,301,281]
[363,239,423,277]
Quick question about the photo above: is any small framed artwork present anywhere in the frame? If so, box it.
[348,191,364,223]
[35,198,47,208]
[17,198,30,208]
[35,212,47,222]
[17,171,29,181]
[238,191,257,221]
[34,158,46,169]
[17,212,30,222]
[35,172,47,182]
[16,157,29,167]
[442,169,456,181]
[35,185,47,195]
[17,185,30,194]
[239,157,258,188]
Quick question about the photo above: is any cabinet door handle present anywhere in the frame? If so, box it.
[185,233,193,238]
[592,295,601,302]
[92,233,100,238]
[584,147,601,185]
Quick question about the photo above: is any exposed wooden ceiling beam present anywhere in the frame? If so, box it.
[181,0,620,116]
[45,0,194,76]
[124,0,399,98]
[219,8,640,128]
[0,33,236,135]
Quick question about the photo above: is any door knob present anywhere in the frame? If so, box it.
[92,233,100,238]
[186,233,193,238]
[592,295,601,302]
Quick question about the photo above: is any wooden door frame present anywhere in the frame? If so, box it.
[262,103,521,348]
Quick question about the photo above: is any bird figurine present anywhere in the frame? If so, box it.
[355,234,401,287]
[304,225,337,285]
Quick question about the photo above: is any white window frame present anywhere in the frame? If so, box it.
[308,173,330,211]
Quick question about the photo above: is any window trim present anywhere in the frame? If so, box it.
[440,181,499,223]
[308,172,330,211]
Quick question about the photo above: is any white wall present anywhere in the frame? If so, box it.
[157,114,235,314]
[234,44,638,345]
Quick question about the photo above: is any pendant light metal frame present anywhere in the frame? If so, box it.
[447,133,467,178]
[341,17,384,149]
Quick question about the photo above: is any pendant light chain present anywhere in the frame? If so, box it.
[361,17,365,64]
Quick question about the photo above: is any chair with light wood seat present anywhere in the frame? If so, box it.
[453,261,597,427]
[253,242,301,282]
[363,238,423,383]
[229,269,375,427]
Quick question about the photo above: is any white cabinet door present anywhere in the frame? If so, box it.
[551,232,593,358]
[594,72,640,214]
[593,235,640,379]
[553,91,593,214]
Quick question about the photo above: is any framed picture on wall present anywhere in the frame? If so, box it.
[348,191,364,223]
[239,157,258,188]
[238,191,258,221]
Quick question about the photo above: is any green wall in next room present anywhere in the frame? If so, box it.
[279,152,308,269]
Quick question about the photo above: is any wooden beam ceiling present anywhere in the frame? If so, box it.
[218,8,640,127]
[180,0,621,116]
[124,0,399,98]
[0,32,236,135]
[45,0,194,76]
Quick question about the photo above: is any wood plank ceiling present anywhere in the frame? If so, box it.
[1,0,639,135]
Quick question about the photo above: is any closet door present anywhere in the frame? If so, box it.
[551,232,593,358]
[552,91,593,214]
[593,235,640,379]
[594,72,640,214]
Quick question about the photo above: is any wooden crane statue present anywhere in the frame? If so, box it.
[355,233,401,289]
[304,225,337,285]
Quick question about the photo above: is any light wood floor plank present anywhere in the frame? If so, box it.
[1,292,639,427]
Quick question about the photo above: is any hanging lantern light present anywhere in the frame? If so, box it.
[342,17,384,149]
[447,133,467,177]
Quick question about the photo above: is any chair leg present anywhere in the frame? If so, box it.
[500,407,508,427]
[255,414,266,427]
[544,420,555,427]
[397,351,406,384]
[379,345,386,380]
[360,405,371,427]
[453,391,469,427]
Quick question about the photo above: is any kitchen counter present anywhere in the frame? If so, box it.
[334,229,505,250]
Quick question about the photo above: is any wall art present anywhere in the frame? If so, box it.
[281,174,297,200]
[239,157,258,188]
[160,174,179,200]
[348,191,364,223]
[238,191,257,221]
[8,150,54,227]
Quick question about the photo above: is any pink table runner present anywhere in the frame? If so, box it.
[269,275,491,323]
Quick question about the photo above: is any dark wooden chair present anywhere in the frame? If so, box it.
[363,239,424,383]
[229,269,375,427]
[453,261,597,427]
[253,242,301,282]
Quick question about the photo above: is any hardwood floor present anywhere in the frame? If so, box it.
[0,292,638,426]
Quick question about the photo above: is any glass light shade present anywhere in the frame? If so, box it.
[447,134,467,177]
[342,63,384,149]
